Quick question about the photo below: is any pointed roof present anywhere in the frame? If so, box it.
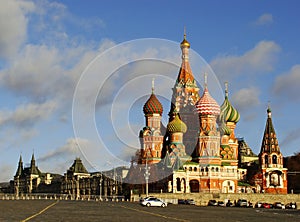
[173,156,183,171]
[176,32,198,88]
[260,106,281,154]
[68,157,89,174]
[15,155,23,177]
[161,152,172,168]
[29,152,40,175]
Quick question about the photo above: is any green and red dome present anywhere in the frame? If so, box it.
[143,93,163,115]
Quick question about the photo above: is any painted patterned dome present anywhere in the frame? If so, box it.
[220,96,240,123]
[195,87,220,116]
[167,114,187,133]
[143,93,163,115]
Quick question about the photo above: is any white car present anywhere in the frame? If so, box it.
[140,197,167,207]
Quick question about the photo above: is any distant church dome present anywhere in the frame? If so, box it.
[167,114,187,133]
[195,87,220,116]
[143,93,163,115]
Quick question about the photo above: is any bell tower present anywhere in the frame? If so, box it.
[259,105,287,194]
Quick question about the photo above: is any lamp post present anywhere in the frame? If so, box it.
[99,172,103,201]
[144,157,150,197]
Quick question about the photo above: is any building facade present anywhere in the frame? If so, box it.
[130,33,288,194]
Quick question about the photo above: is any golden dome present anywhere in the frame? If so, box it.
[180,34,190,48]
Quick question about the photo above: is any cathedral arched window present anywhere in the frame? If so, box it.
[272,155,277,164]
[265,155,268,165]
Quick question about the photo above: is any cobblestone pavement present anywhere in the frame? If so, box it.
[0,200,299,222]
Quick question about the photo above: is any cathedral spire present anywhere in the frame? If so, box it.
[15,154,23,177]
[151,78,155,94]
[260,104,280,154]
[225,81,229,98]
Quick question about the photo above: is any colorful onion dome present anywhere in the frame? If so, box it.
[167,114,187,133]
[143,93,163,115]
[220,84,240,123]
[195,87,220,116]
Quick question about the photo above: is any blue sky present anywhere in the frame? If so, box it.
[0,0,300,181]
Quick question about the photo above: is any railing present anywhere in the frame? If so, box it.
[0,193,126,201]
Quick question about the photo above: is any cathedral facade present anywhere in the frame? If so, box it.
[131,34,288,194]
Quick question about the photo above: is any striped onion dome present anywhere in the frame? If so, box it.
[195,87,220,116]
[220,95,240,123]
[143,93,163,115]
[167,114,187,133]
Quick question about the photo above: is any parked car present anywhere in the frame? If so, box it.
[255,202,263,208]
[261,203,271,209]
[236,199,248,207]
[226,200,234,207]
[218,201,226,207]
[186,199,196,205]
[285,202,297,209]
[273,202,284,209]
[178,199,186,204]
[208,200,218,206]
[140,196,155,202]
[247,201,253,208]
[140,197,167,207]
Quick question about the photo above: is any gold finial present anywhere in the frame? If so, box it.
[225,82,228,97]
[204,73,208,88]
[152,78,155,94]
[180,27,190,48]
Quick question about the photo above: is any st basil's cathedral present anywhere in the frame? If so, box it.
[126,33,288,194]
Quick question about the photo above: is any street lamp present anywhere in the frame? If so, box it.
[144,157,150,197]
[99,172,103,201]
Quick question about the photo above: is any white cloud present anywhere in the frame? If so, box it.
[210,41,280,81]
[0,0,35,59]
[272,65,300,100]
[231,87,260,112]
[0,164,14,182]
[0,101,57,127]
[37,137,89,174]
[38,137,84,162]
[254,13,273,26]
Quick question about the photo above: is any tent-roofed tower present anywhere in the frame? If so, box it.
[259,105,287,194]
[168,30,200,156]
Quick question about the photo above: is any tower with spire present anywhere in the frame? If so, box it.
[258,105,287,193]
[13,153,42,195]
[168,30,200,156]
